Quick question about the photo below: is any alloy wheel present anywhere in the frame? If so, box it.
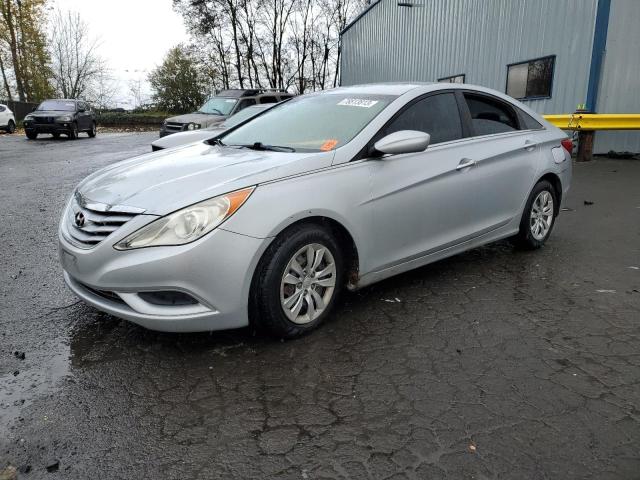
[530,190,554,240]
[280,243,336,324]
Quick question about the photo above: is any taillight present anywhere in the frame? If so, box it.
[561,138,573,154]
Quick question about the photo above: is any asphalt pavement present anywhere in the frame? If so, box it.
[1,131,639,479]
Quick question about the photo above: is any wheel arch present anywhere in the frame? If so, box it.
[536,172,563,215]
[256,215,361,288]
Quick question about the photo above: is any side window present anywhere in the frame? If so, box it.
[383,93,462,145]
[464,94,519,136]
[237,98,256,111]
[259,96,277,104]
[518,109,543,130]
[0,105,5,112]
[77,102,86,112]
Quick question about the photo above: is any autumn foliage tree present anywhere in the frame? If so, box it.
[0,0,54,101]
[148,45,207,113]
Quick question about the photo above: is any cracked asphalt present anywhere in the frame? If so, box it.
[1,131,639,479]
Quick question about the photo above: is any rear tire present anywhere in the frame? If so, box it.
[250,223,344,338]
[7,120,15,134]
[512,180,557,249]
[88,122,97,138]
[26,130,37,140]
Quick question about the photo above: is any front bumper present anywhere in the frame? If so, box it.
[25,122,73,134]
[58,216,271,332]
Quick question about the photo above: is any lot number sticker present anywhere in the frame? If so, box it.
[338,98,379,108]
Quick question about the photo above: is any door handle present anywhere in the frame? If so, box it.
[456,158,476,171]
[524,140,537,151]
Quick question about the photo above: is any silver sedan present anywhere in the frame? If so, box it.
[58,83,572,337]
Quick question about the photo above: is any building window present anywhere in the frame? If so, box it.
[438,74,465,84]
[506,56,555,100]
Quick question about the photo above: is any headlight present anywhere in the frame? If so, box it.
[187,123,200,130]
[24,114,34,121]
[57,115,72,122]
[113,187,254,250]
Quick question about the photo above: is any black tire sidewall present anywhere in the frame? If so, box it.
[516,180,557,249]
[8,120,15,133]
[26,131,37,139]
[88,122,96,137]
[252,224,344,338]
[69,123,78,139]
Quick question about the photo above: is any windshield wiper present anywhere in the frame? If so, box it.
[234,142,296,152]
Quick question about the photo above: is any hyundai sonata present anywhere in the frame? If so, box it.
[58,83,572,337]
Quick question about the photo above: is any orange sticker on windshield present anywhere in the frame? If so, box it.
[320,139,338,151]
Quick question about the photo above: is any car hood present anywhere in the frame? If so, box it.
[165,112,226,127]
[76,143,335,215]
[30,110,74,117]
[152,127,226,150]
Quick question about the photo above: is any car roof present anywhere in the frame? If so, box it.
[325,82,431,96]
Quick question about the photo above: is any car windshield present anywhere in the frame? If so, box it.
[220,93,395,152]
[198,97,238,115]
[37,100,76,111]
[221,105,270,128]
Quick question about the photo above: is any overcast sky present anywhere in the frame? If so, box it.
[51,0,190,107]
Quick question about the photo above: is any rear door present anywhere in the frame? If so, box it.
[366,92,485,271]
[459,92,542,231]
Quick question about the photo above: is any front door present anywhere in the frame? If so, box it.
[366,92,483,272]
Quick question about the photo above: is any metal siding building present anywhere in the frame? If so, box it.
[340,0,640,153]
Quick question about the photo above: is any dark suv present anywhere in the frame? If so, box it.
[23,99,97,140]
[159,89,293,137]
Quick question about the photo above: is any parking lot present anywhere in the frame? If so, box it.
[1,132,639,479]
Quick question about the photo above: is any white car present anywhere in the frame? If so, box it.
[0,104,16,134]
[151,104,275,151]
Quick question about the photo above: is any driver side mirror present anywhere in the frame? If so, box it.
[78,107,85,112]
[373,130,430,156]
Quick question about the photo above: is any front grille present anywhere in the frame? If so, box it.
[34,116,55,124]
[66,193,144,248]
[164,122,184,132]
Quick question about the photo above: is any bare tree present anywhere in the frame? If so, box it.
[128,78,144,110]
[84,69,119,110]
[49,9,104,99]
[172,0,367,94]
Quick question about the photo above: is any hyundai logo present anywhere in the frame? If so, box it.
[74,211,85,227]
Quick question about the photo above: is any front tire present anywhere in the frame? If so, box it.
[7,120,15,134]
[88,122,97,138]
[251,223,344,338]
[68,122,78,139]
[512,180,557,249]
[26,130,37,140]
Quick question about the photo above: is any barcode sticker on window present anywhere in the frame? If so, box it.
[337,98,379,108]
